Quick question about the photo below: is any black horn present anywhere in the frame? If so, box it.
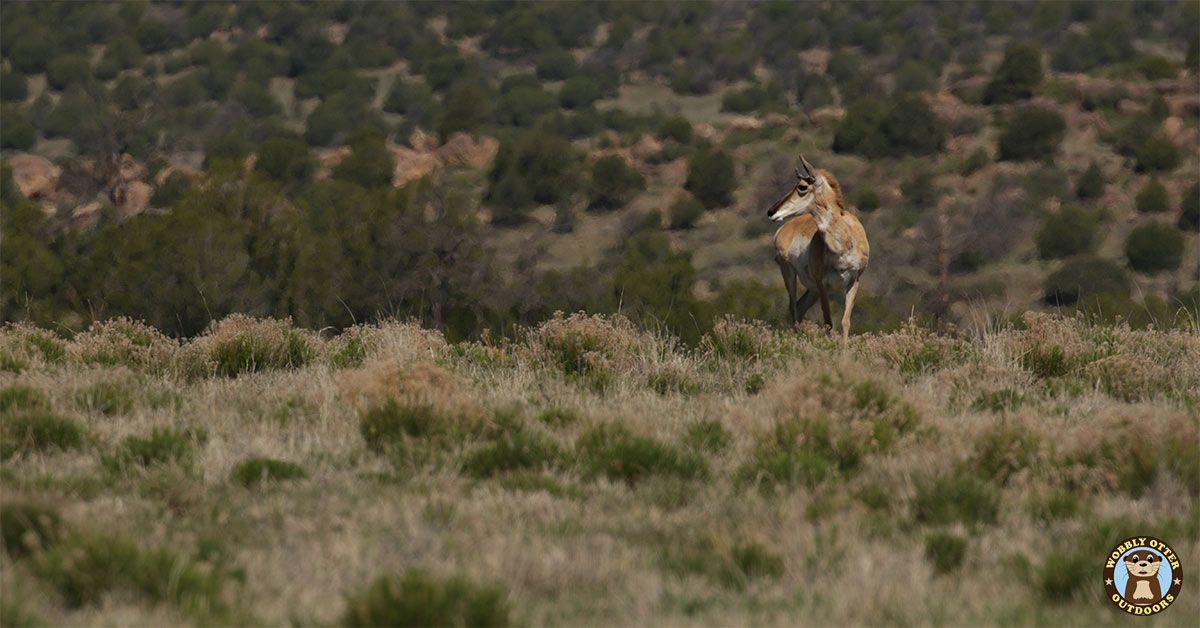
[797,154,816,182]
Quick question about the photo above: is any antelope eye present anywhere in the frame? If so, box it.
[797,183,809,193]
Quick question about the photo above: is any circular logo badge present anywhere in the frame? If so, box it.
[1104,536,1183,616]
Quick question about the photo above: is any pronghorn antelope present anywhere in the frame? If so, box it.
[766,155,870,343]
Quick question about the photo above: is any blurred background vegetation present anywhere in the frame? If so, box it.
[1,0,1197,341]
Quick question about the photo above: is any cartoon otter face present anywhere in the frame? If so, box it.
[1124,551,1162,578]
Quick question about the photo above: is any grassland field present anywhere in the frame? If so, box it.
[0,312,1198,626]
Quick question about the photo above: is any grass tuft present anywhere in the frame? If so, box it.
[912,474,1000,526]
[74,381,135,416]
[576,423,708,485]
[1,499,64,558]
[342,570,510,628]
[924,532,967,574]
[1036,550,1092,602]
[1,412,86,460]
[231,457,307,487]
[106,427,202,470]
[461,427,564,478]
[683,419,731,453]
[0,386,50,413]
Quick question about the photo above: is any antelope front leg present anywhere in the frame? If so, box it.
[776,256,798,324]
[841,281,860,345]
[816,282,833,333]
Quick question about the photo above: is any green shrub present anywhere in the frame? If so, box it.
[683,419,731,453]
[1135,178,1170,214]
[970,389,1024,414]
[0,386,50,413]
[383,78,437,127]
[1037,550,1091,601]
[849,187,881,212]
[0,105,35,150]
[664,535,784,590]
[558,75,602,110]
[1126,223,1183,274]
[231,457,307,487]
[925,532,967,574]
[256,133,317,184]
[1,500,63,558]
[45,54,93,90]
[736,423,838,491]
[535,49,577,80]
[1074,161,1105,200]
[33,534,228,613]
[833,95,945,158]
[998,106,1065,161]
[1180,182,1200,232]
[74,381,134,416]
[658,116,692,144]
[486,130,582,224]
[1135,135,1181,173]
[982,42,1043,104]
[1020,345,1074,378]
[1035,206,1098,259]
[536,407,579,428]
[667,194,705,229]
[912,474,999,526]
[587,155,645,211]
[461,428,563,478]
[207,329,314,377]
[107,427,201,470]
[576,423,707,485]
[0,67,28,102]
[971,425,1038,484]
[685,145,736,209]
[1031,489,1081,521]
[437,81,494,140]
[1043,256,1129,306]
[1,413,86,460]
[342,570,510,628]
[360,401,457,453]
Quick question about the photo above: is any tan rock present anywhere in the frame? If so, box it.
[7,153,61,199]
[728,115,765,130]
[1166,94,1200,118]
[153,164,200,186]
[316,146,352,169]
[1117,99,1147,116]
[799,48,831,74]
[71,201,103,230]
[1162,116,1184,141]
[947,76,987,100]
[326,23,349,45]
[117,181,153,218]
[630,133,663,159]
[390,146,440,186]
[117,153,145,182]
[435,132,498,169]
[409,129,438,152]
[808,106,845,126]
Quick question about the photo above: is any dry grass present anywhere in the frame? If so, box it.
[1,313,1197,625]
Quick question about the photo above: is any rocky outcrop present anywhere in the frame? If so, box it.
[116,181,154,218]
[7,153,61,199]
[808,106,845,126]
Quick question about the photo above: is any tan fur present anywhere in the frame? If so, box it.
[769,164,870,344]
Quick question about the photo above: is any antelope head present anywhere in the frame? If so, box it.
[766,155,823,222]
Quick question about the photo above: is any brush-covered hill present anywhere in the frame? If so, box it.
[1,313,1197,624]
[2,1,1198,340]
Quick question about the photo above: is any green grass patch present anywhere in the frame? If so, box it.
[736,422,839,491]
[924,532,967,574]
[971,424,1038,484]
[647,368,701,395]
[106,427,202,470]
[1036,550,1092,602]
[1,499,64,558]
[912,474,1000,526]
[576,423,708,485]
[1031,489,1082,522]
[210,330,314,377]
[664,535,784,590]
[0,386,50,413]
[74,381,135,416]
[461,428,564,478]
[682,419,731,453]
[1020,345,1075,379]
[535,406,580,428]
[231,457,307,487]
[32,533,230,615]
[498,472,582,499]
[1,412,86,460]
[342,570,510,627]
[359,401,456,453]
[971,389,1025,413]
